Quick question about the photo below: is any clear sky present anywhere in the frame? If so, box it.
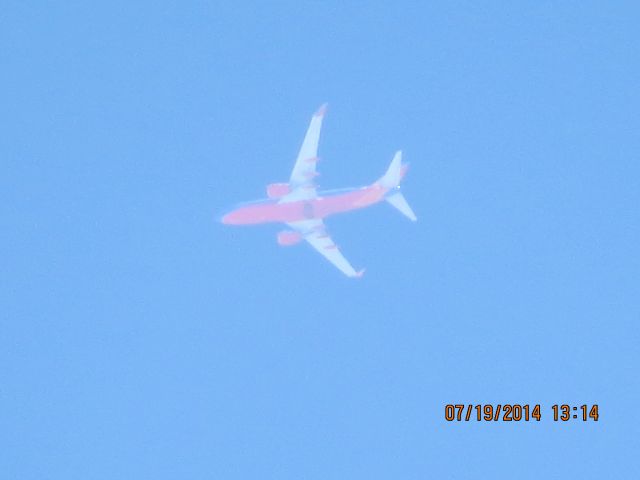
[2,1,639,478]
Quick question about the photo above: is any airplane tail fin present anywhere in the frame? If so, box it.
[377,150,404,189]
[376,150,417,222]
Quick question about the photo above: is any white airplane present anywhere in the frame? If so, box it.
[222,104,417,277]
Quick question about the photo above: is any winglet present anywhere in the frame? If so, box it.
[315,103,328,117]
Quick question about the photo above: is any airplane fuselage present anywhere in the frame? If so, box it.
[222,184,389,225]
[220,104,414,277]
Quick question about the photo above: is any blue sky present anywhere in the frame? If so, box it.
[2,1,639,478]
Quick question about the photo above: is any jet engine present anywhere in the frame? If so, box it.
[277,230,302,246]
[266,183,291,199]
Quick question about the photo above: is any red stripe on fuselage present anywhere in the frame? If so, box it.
[221,185,386,225]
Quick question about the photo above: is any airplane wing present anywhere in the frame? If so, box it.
[281,104,327,202]
[287,219,364,278]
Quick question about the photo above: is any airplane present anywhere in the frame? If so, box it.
[221,104,417,277]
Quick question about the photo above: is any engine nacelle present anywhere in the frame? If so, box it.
[277,230,302,246]
[266,183,291,199]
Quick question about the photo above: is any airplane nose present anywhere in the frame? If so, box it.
[221,210,241,224]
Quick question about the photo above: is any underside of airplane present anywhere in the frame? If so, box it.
[222,104,416,277]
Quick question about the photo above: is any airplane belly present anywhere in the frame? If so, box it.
[228,202,315,224]
[313,188,384,217]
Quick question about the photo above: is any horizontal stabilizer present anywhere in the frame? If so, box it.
[386,192,417,222]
